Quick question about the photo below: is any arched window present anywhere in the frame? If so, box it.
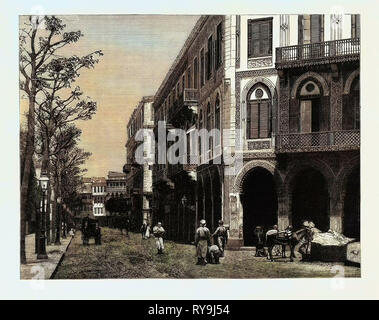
[206,102,213,152]
[198,108,203,156]
[246,84,271,139]
[206,102,212,131]
[296,79,329,133]
[343,77,360,130]
[215,95,221,146]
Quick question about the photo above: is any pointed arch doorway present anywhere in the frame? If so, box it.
[240,167,278,246]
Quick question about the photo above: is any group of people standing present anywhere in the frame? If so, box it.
[140,219,229,265]
[195,219,228,265]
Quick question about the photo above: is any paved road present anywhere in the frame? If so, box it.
[54,227,360,279]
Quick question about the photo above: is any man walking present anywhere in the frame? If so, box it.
[123,216,130,238]
[140,221,148,240]
[212,220,228,257]
[153,222,165,254]
[195,219,211,265]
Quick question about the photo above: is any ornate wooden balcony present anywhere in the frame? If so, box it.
[276,130,360,153]
[168,89,199,128]
[276,38,360,69]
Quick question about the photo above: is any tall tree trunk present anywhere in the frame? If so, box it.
[20,94,36,264]
[56,158,62,244]
[42,131,52,244]
[46,164,52,244]
[51,180,57,244]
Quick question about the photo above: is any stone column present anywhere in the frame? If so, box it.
[277,188,290,230]
[209,170,214,232]
[330,183,343,233]
[228,193,243,248]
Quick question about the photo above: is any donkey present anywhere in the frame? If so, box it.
[266,227,313,262]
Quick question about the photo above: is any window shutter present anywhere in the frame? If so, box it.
[351,15,356,38]
[205,51,209,80]
[310,15,322,43]
[246,103,251,139]
[298,15,304,44]
[268,20,273,54]
[207,36,213,79]
[320,15,324,42]
[252,23,260,56]
[194,58,198,89]
[213,38,216,73]
[259,101,269,138]
[250,101,259,139]
[300,100,312,133]
[248,20,252,58]
[356,15,361,38]
[260,22,269,55]
[289,98,300,133]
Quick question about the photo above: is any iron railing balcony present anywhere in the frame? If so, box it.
[276,130,360,153]
[276,38,360,69]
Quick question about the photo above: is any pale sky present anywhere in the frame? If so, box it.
[20,14,200,177]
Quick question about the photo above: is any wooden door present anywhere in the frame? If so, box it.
[300,100,312,133]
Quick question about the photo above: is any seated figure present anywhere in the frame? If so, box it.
[207,245,221,264]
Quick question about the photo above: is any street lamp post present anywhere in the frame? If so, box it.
[35,202,40,254]
[37,174,49,260]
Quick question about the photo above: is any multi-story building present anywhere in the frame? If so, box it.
[152,16,225,242]
[273,14,360,238]
[106,171,127,197]
[150,14,360,248]
[124,96,155,228]
[91,177,107,217]
[79,177,93,217]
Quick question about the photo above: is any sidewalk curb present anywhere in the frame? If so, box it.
[50,235,73,279]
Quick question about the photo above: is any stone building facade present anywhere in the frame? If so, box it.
[152,16,225,242]
[106,171,127,198]
[91,177,107,217]
[150,14,360,248]
[124,96,155,228]
[79,177,93,217]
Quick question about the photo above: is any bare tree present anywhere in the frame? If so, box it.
[38,124,81,244]
[50,128,91,242]
[19,15,102,260]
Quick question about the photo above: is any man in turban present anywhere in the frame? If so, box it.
[194,219,211,265]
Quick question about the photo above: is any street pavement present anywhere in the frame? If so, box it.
[20,233,73,280]
[53,227,361,279]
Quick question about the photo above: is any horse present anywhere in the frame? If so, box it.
[266,227,313,262]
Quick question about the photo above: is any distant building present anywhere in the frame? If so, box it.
[124,96,154,227]
[79,177,93,217]
[92,177,107,217]
[106,171,127,197]
[79,176,107,218]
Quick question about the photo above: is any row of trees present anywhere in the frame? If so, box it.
[19,15,103,263]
